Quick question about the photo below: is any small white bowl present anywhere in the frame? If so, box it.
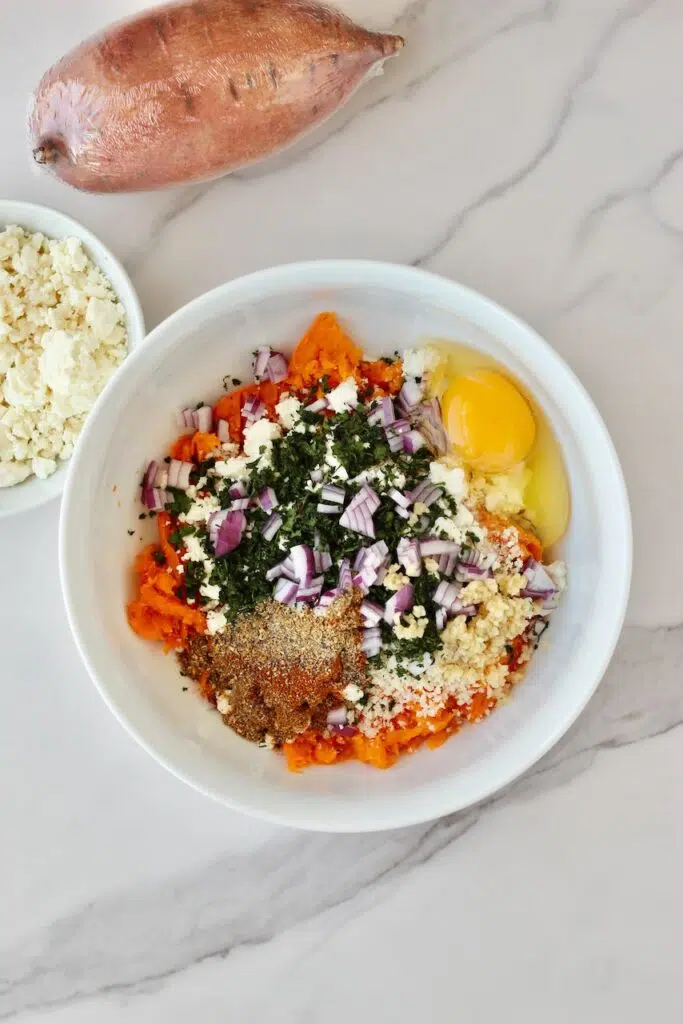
[59,261,631,832]
[0,200,145,518]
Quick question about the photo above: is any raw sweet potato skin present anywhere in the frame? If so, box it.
[29,0,404,193]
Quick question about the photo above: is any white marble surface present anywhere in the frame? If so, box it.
[1,0,682,1020]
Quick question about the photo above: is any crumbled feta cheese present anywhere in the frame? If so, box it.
[343,683,364,703]
[275,394,302,431]
[200,582,221,603]
[429,458,467,500]
[213,456,251,480]
[183,534,206,562]
[424,557,440,576]
[324,435,349,481]
[0,226,127,487]
[326,377,358,413]
[206,609,228,635]
[402,345,440,379]
[180,494,221,525]
[243,418,282,467]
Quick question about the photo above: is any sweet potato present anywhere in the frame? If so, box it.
[30,0,404,193]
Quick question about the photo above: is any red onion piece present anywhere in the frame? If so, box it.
[419,538,461,557]
[448,601,478,618]
[385,418,410,437]
[317,503,341,514]
[195,405,213,432]
[520,560,558,598]
[259,486,279,512]
[320,484,345,504]
[387,434,404,453]
[216,419,231,442]
[242,396,265,421]
[228,482,247,499]
[253,347,271,381]
[273,578,298,605]
[290,544,315,586]
[338,559,353,591]
[402,429,425,454]
[298,577,324,601]
[313,551,333,573]
[384,583,414,623]
[215,510,246,557]
[434,581,462,608]
[361,600,384,625]
[389,488,411,509]
[435,607,447,632]
[266,352,289,383]
[230,497,250,511]
[396,507,411,520]
[261,513,283,541]
[143,460,158,489]
[327,707,348,726]
[397,537,422,576]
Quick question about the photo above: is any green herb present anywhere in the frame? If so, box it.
[165,488,192,516]
[127,529,135,536]
[152,550,166,566]
[138,512,147,520]
[168,524,195,546]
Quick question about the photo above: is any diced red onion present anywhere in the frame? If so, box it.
[317,503,342,514]
[230,497,250,510]
[321,484,345,505]
[385,418,410,437]
[361,628,382,656]
[402,430,425,454]
[387,434,404,453]
[438,552,458,577]
[459,547,496,570]
[434,581,462,608]
[340,504,375,538]
[435,608,447,632]
[389,488,411,509]
[331,724,359,737]
[216,419,231,442]
[365,540,389,566]
[259,486,279,512]
[397,537,422,577]
[418,417,448,455]
[298,577,324,601]
[289,544,315,586]
[261,512,283,541]
[143,460,158,489]
[521,560,558,598]
[361,600,384,625]
[419,538,461,557]
[411,481,442,507]
[273,578,298,605]
[215,510,246,557]
[242,396,265,421]
[399,377,422,410]
[368,396,396,427]
[307,397,328,413]
[455,564,494,582]
[228,481,247,499]
[195,405,213,432]
[178,407,196,430]
[384,583,414,623]
[154,467,168,489]
[253,347,271,380]
[338,558,353,590]
[327,707,348,726]
[266,352,289,383]
[318,588,342,608]
[142,486,169,511]
[265,563,284,582]
[168,459,193,490]
[313,550,332,573]
[396,506,410,520]
[358,485,380,513]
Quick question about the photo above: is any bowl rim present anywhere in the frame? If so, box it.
[59,259,632,832]
[0,198,146,519]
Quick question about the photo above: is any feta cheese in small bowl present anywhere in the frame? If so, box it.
[0,200,145,518]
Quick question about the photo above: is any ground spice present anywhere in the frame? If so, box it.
[177,593,366,744]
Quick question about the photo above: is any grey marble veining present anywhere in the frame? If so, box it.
[1,0,682,1020]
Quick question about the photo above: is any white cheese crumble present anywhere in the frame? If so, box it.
[243,418,282,467]
[429,458,467,500]
[326,376,358,413]
[402,345,440,379]
[0,226,128,486]
[343,683,364,703]
[275,394,302,430]
[213,456,251,481]
[206,609,228,635]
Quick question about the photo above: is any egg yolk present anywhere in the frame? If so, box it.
[442,369,536,472]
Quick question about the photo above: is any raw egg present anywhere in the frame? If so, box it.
[442,369,536,473]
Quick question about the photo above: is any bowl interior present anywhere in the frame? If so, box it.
[60,263,630,831]
[0,200,145,518]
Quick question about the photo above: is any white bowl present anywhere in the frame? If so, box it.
[59,261,631,832]
[0,200,145,518]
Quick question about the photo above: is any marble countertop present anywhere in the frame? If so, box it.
[1,1,682,1020]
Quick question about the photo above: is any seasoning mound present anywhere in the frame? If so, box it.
[180,595,365,745]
